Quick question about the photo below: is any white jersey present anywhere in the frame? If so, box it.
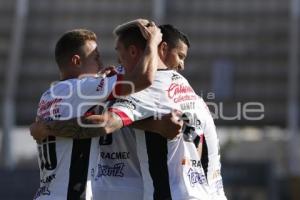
[110,70,220,200]
[91,127,143,200]
[200,108,227,200]
[87,65,144,200]
[34,75,121,200]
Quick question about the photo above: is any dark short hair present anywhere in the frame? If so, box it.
[114,24,146,50]
[159,24,190,49]
[54,29,97,69]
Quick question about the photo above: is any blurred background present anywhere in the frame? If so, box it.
[0,0,299,199]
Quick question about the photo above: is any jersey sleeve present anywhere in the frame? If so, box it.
[77,75,123,102]
[108,90,159,126]
[199,98,227,200]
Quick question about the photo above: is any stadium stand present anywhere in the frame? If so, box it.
[0,0,15,121]
[168,0,289,126]
[0,0,294,125]
[15,0,152,124]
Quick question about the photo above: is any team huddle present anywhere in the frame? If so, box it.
[30,19,227,200]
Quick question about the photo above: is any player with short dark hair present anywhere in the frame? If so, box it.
[160,24,190,49]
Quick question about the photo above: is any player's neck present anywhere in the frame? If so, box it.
[157,58,168,70]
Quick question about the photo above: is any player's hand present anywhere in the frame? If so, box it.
[136,20,162,46]
[134,18,150,27]
[158,110,183,139]
[98,65,118,77]
[30,121,49,143]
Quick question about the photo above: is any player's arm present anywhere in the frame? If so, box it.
[30,110,182,141]
[115,20,162,96]
[130,111,183,139]
[30,111,122,142]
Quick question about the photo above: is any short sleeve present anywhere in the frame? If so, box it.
[108,91,158,126]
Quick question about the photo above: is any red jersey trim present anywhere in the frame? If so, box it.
[108,107,133,126]
[107,75,123,100]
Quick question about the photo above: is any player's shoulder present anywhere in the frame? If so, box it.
[197,95,213,117]
[157,69,189,82]
[39,77,94,100]
[45,79,78,96]
[154,69,184,84]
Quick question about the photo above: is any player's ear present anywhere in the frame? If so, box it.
[158,42,168,60]
[128,45,138,57]
[71,55,81,66]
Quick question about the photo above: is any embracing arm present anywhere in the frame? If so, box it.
[131,111,183,139]
[30,111,124,141]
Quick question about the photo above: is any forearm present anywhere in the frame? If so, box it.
[130,112,183,140]
[121,45,158,95]
[44,117,108,139]
[131,117,160,132]
[135,44,158,85]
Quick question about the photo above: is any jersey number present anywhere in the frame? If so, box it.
[99,135,113,145]
[38,137,57,170]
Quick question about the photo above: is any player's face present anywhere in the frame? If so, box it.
[115,38,139,72]
[80,40,102,73]
[164,40,188,71]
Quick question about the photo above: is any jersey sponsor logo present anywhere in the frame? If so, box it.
[38,98,63,112]
[33,186,51,199]
[40,174,56,184]
[95,163,125,178]
[180,102,195,110]
[96,78,105,92]
[34,174,56,199]
[182,158,207,187]
[181,158,202,168]
[187,168,207,187]
[100,151,130,160]
[115,99,136,110]
[171,73,182,81]
[167,83,194,99]
[38,98,63,118]
[166,83,197,103]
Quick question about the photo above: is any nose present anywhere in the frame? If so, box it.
[178,61,184,71]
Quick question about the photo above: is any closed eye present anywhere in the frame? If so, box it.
[179,53,186,60]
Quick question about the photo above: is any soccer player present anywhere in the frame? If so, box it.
[31,23,227,199]
[32,21,164,200]
[103,23,226,200]
[158,25,227,200]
